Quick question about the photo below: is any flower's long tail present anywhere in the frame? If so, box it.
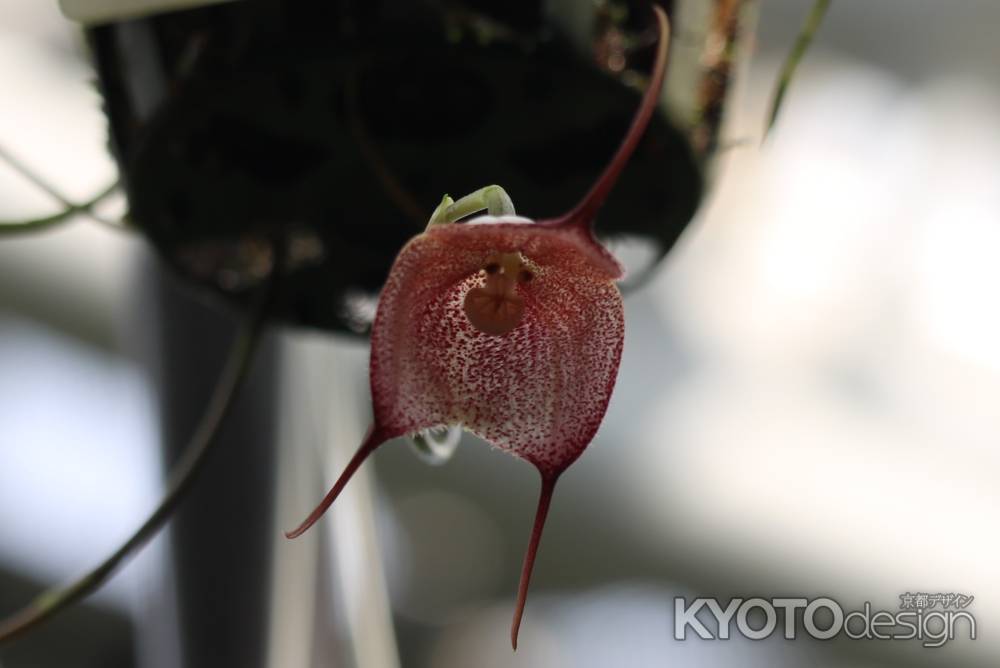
[510,471,560,650]
[285,424,387,539]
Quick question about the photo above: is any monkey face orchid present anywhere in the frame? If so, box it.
[288,6,670,649]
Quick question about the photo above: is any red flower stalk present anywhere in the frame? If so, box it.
[287,5,670,649]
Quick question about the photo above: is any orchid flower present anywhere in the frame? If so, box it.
[287,5,670,649]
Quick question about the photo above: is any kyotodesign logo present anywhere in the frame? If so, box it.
[673,594,976,648]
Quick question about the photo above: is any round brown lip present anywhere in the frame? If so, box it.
[462,285,526,336]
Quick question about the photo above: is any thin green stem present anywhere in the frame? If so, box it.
[0,143,74,208]
[0,142,125,234]
[764,0,831,140]
[0,181,122,236]
[0,275,275,645]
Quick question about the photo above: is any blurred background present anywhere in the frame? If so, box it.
[1,1,999,667]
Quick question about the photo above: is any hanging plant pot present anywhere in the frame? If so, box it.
[80,0,756,333]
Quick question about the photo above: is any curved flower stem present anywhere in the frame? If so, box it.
[0,143,124,234]
[559,4,670,228]
[0,272,276,645]
[764,0,831,140]
[345,62,429,227]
